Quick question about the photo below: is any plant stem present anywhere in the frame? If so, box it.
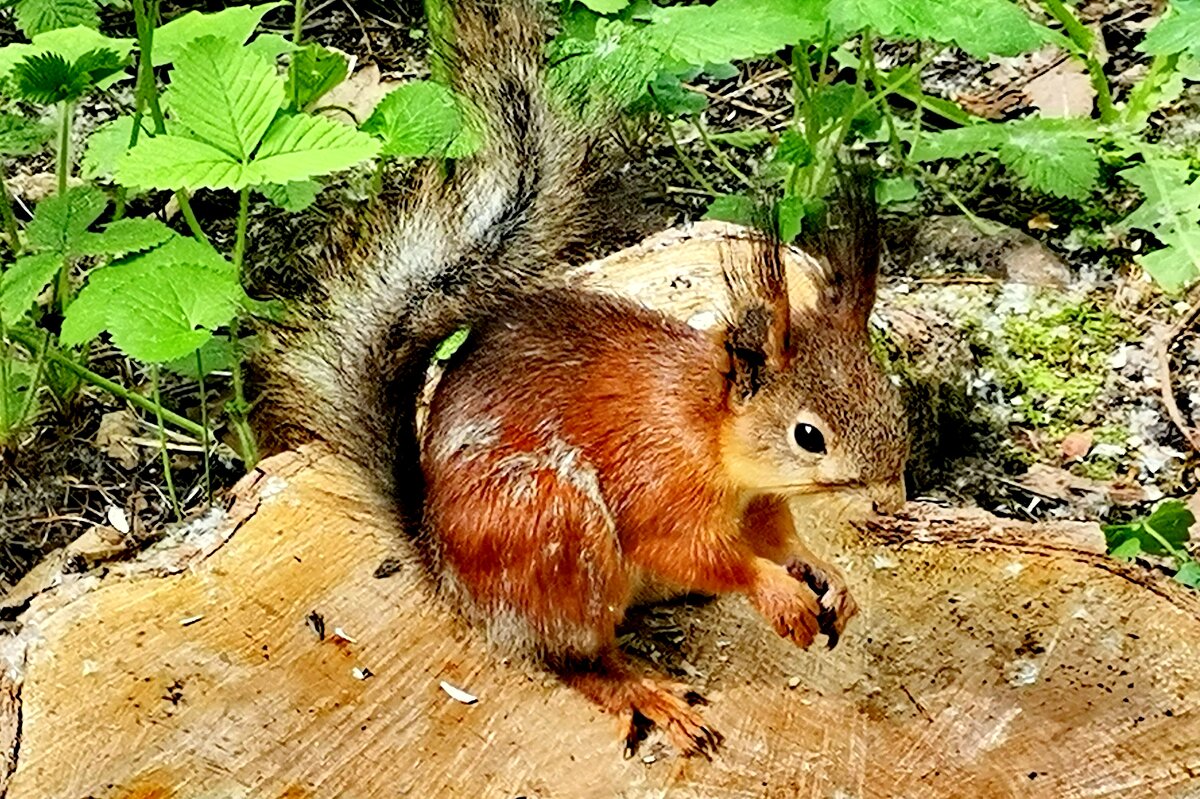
[695,118,754,189]
[196,348,212,506]
[151,364,182,520]
[654,99,716,195]
[1041,0,1117,122]
[6,327,208,440]
[1124,53,1179,127]
[0,320,10,447]
[0,160,20,255]
[226,186,259,466]
[56,100,73,196]
[1142,521,1190,567]
[131,0,209,244]
[423,0,454,85]
[292,0,306,44]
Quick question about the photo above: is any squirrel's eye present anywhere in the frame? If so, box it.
[792,423,826,454]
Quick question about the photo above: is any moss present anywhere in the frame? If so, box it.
[990,300,1132,453]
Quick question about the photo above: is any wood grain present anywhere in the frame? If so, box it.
[3,223,1199,798]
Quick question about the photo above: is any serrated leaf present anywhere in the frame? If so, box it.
[246,33,299,61]
[0,27,132,83]
[997,127,1097,200]
[362,81,464,158]
[153,2,283,66]
[116,135,247,191]
[286,43,349,111]
[82,115,136,179]
[0,252,60,320]
[549,18,668,113]
[646,0,831,66]
[829,0,1049,58]
[0,112,53,156]
[1139,0,1200,59]
[25,185,107,255]
[62,254,246,362]
[914,118,1100,200]
[578,0,628,12]
[258,179,321,211]
[775,129,814,166]
[14,0,98,37]
[168,36,283,160]
[776,195,812,242]
[1119,158,1200,234]
[645,72,707,116]
[73,218,175,257]
[12,47,124,103]
[251,115,378,182]
[1138,231,1200,293]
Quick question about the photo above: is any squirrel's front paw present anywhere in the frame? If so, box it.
[750,562,822,648]
[785,556,859,649]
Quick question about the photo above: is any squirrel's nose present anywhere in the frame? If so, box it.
[868,478,906,514]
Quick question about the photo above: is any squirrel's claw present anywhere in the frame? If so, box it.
[785,557,860,649]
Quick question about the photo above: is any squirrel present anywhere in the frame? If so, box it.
[255,0,908,757]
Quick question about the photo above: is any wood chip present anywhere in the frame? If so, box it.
[439,680,478,704]
[179,615,204,627]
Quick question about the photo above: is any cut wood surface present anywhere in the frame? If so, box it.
[3,223,1200,798]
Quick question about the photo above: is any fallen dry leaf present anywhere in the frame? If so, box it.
[319,63,400,125]
[1023,56,1095,118]
[95,410,143,470]
[1027,212,1058,231]
[65,525,129,569]
[1060,430,1095,461]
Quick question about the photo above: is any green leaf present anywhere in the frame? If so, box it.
[829,0,1049,58]
[645,72,707,116]
[433,328,470,362]
[161,334,235,379]
[12,49,124,104]
[1148,499,1196,544]
[81,115,136,179]
[251,114,379,183]
[1174,560,1200,588]
[548,18,668,113]
[1119,158,1200,234]
[168,36,283,160]
[14,0,98,37]
[1103,499,1194,557]
[153,2,283,66]
[708,128,769,150]
[116,135,247,191]
[0,112,53,156]
[246,33,299,61]
[1108,536,1142,561]
[62,248,246,362]
[646,0,831,66]
[1139,0,1200,59]
[362,81,465,158]
[73,218,175,257]
[24,185,107,255]
[775,195,811,242]
[259,179,321,211]
[913,118,1100,200]
[704,194,758,225]
[0,26,132,83]
[775,129,814,167]
[0,358,40,443]
[577,0,629,12]
[875,175,919,205]
[1138,231,1200,293]
[0,252,60,320]
[285,43,349,111]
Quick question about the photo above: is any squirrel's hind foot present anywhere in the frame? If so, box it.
[561,655,722,759]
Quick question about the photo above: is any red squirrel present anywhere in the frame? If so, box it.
[257,0,907,757]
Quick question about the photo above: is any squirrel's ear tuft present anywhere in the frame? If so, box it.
[801,166,880,331]
[722,227,792,401]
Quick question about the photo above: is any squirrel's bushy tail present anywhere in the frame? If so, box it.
[256,0,605,491]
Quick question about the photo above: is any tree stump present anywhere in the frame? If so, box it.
[3,224,1199,798]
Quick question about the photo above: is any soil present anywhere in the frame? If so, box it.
[2,0,1199,591]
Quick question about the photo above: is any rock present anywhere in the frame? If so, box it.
[902,215,1072,288]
